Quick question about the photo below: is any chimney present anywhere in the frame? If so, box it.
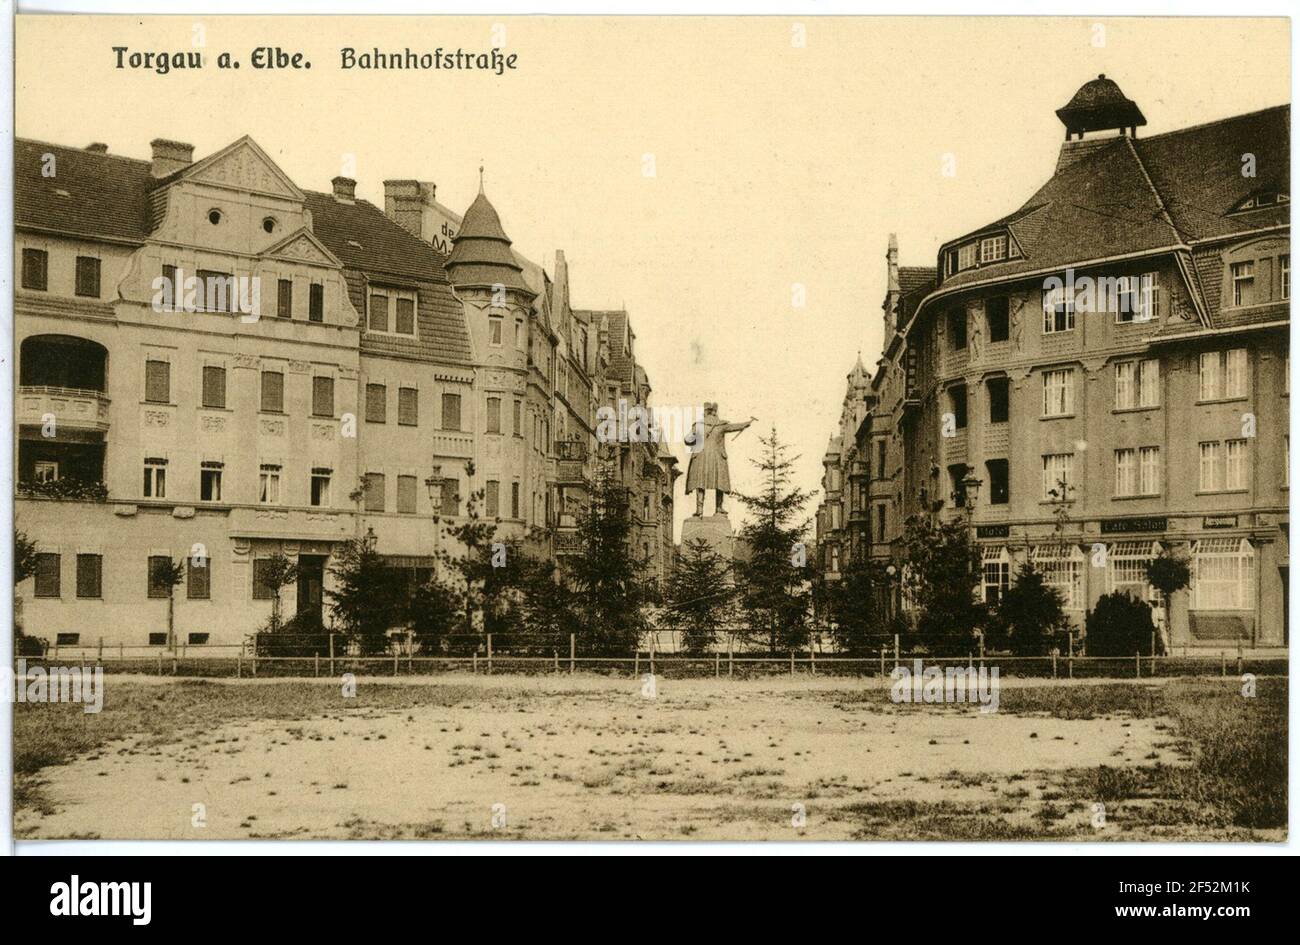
[332,176,357,204]
[84,143,108,154]
[383,179,425,237]
[150,138,194,177]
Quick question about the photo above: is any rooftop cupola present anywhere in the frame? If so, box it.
[1056,74,1147,140]
[445,171,531,295]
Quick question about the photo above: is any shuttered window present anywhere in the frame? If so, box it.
[34,553,61,597]
[145,359,171,403]
[398,387,418,425]
[261,371,284,412]
[312,376,335,417]
[366,383,387,423]
[76,554,102,598]
[397,475,417,514]
[202,366,226,408]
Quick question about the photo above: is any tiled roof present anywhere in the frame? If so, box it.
[14,139,155,242]
[303,191,450,283]
[445,191,530,293]
[898,266,936,298]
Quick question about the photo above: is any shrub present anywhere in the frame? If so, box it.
[989,563,1068,656]
[1085,591,1161,657]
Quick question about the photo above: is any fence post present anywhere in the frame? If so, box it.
[893,634,900,672]
[1067,630,1074,679]
[487,634,493,676]
[569,633,575,675]
[728,637,734,677]
[1236,641,1243,676]
[473,652,478,674]
[810,645,816,677]
[328,633,335,677]
[408,631,414,673]
[1135,650,1141,679]
[715,652,720,678]
[237,650,242,679]
[554,650,559,673]
[393,649,398,676]
[649,636,655,678]
[1221,650,1227,677]
[314,653,319,677]
[634,652,640,677]
[977,631,985,670]
[97,637,103,664]
[157,652,162,675]
[790,651,795,677]
[1051,650,1057,679]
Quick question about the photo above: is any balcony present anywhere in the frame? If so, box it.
[17,386,111,432]
[555,438,589,484]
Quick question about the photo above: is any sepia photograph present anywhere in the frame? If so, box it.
[2,6,1292,865]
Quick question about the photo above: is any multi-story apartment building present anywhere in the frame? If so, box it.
[14,134,676,648]
[817,77,1289,648]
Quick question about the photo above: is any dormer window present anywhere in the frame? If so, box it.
[1232,191,1288,212]
[979,234,1007,264]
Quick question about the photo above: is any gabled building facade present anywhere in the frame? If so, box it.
[14,134,676,648]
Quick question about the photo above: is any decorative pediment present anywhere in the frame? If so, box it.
[261,227,341,267]
[183,136,305,200]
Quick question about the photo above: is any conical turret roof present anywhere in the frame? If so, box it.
[446,189,531,293]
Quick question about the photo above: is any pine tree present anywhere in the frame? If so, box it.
[567,455,646,655]
[734,427,815,652]
[898,514,986,649]
[666,537,735,653]
[826,556,896,655]
[326,536,403,654]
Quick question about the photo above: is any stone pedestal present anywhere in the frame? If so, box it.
[680,512,735,564]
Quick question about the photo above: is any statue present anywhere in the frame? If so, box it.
[685,402,753,517]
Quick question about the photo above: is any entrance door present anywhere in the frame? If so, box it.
[296,555,327,624]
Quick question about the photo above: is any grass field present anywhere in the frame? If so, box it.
[13,673,1287,841]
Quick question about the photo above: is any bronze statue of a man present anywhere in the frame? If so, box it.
[685,402,753,517]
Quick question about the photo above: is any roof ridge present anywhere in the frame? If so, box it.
[1139,103,1289,143]
[16,136,152,165]
[1122,135,1186,245]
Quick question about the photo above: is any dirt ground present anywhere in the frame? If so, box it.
[15,673,1218,841]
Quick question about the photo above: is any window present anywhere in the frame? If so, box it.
[1042,283,1075,333]
[986,296,1009,342]
[187,558,210,600]
[1193,538,1255,610]
[143,457,167,499]
[948,384,967,429]
[147,556,173,599]
[76,554,102,598]
[310,468,331,507]
[1115,273,1157,323]
[1032,544,1084,609]
[829,545,841,573]
[1282,255,1290,301]
[33,460,59,483]
[366,383,387,423]
[1225,438,1248,490]
[149,633,168,645]
[1199,442,1222,492]
[948,309,967,350]
[395,297,415,335]
[876,440,887,479]
[986,459,1009,505]
[979,234,1007,264]
[1108,541,1160,606]
[252,559,277,600]
[489,316,503,346]
[1224,348,1248,398]
[1230,261,1255,307]
[202,365,226,408]
[309,283,324,322]
[145,359,171,403]
[1115,358,1159,409]
[188,633,210,645]
[1115,447,1160,496]
[259,464,281,504]
[982,546,1011,605]
[34,553,60,597]
[1042,453,1073,501]
[987,376,1009,423]
[364,472,385,512]
[957,243,977,271]
[312,376,335,418]
[1042,368,1073,417]
[875,505,887,542]
[397,475,417,514]
[398,387,418,426]
[512,399,522,436]
[369,293,389,332]
[197,270,234,313]
[21,248,48,291]
[948,464,969,508]
[277,279,293,318]
[161,264,178,309]
[261,370,284,412]
[1200,349,1247,400]
[516,319,525,349]
[440,478,459,517]
[56,633,80,646]
[75,256,101,298]
[486,396,502,434]
[511,482,520,519]
[442,392,462,431]
[486,480,500,517]
[200,462,223,502]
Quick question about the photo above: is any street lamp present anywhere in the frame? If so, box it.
[960,472,983,512]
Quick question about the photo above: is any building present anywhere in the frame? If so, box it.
[14,134,676,648]
[817,77,1289,648]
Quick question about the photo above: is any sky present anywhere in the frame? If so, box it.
[15,15,1291,540]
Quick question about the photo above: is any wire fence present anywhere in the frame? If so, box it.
[14,631,1288,681]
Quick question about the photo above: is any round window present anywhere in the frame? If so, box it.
[263,217,277,234]
[208,209,222,225]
